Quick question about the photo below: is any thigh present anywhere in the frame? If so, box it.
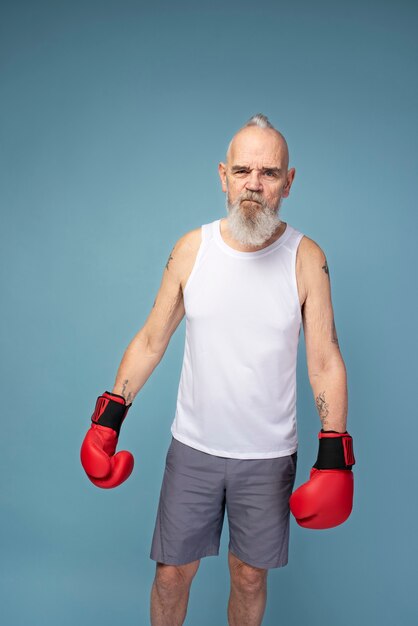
[225,452,297,570]
[150,437,227,566]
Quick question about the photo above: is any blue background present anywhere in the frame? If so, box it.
[1,0,417,624]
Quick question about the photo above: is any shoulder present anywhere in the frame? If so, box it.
[170,226,202,265]
[297,235,327,263]
[297,235,328,275]
[296,235,329,305]
[175,226,202,251]
[164,225,202,285]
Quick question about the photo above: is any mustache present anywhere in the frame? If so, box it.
[237,191,278,214]
[240,191,264,204]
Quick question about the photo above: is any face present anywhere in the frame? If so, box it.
[218,127,296,246]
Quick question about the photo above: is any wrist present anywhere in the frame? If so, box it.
[91,391,131,436]
[313,431,355,470]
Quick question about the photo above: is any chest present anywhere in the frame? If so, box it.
[180,235,307,308]
[184,249,303,339]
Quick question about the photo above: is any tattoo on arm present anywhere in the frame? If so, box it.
[322,259,330,277]
[165,248,174,271]
[121,379,133,404]
[316,391,330,428]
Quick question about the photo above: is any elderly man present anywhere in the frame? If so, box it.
[81,114,355,626]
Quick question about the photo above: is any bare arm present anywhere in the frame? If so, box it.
[300,238,348,433]
[111,233,191,404]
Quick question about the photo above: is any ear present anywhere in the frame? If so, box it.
[282,167,296,198]
[218,162,227,193]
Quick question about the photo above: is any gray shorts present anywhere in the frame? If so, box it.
[149,436,297,569]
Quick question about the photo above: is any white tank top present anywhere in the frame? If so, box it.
[170,218,304,459]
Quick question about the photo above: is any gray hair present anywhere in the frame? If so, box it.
[243,113,275,130]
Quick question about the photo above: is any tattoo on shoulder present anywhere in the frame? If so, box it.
[165,248,174,271]
[316,391,330,427]
[322,259,330,277]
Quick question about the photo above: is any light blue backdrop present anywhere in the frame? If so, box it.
[1,1,417,624]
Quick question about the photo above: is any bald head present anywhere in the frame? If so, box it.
[226,125,290,172]
[225,113,290,171]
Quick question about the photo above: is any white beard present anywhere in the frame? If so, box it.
[225,189,283,247]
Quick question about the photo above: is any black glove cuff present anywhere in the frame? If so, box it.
[91,391,131,436]
[313,430,355,470]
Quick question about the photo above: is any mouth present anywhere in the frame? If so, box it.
[241,199,260,205]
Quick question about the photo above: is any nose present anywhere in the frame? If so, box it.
[245,170,262,192]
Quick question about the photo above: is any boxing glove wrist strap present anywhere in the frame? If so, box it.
[313,430,355,470]
[91,391,132,436]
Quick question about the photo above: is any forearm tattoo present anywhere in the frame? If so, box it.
[121,379,133,404]
[316,391,329,428]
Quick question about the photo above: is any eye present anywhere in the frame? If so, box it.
[264,170,276,177]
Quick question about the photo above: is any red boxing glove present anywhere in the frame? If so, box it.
[80,391,134,489]
[289,430,355,529]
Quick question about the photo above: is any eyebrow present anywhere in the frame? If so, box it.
[231,165,282,174]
